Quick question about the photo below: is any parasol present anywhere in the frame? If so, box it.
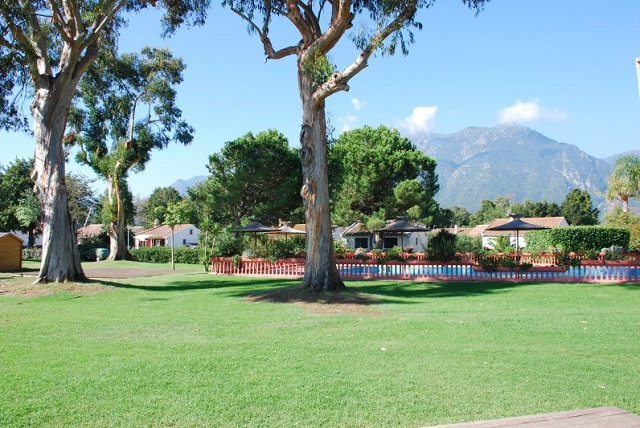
[486,214,549,254]
[374,219,429,252]
[232,221,279,247]
[265,224,306,242]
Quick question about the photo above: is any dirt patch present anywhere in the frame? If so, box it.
[245,286,381,316]
[81,267,184,279]
[0,274,112,298]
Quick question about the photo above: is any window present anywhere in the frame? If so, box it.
[183,239,187,245]
[189,229,193,235]
[383,237,398,249]
[354,237,369,249]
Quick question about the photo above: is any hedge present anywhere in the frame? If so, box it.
[525,226,630,253]
[130,247,204,264]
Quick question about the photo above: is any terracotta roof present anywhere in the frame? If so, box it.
[484,217,567,236]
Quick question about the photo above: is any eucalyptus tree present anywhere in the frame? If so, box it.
[0,0,209,282]
[606,155,640,213]
[223,0,488,291]
[68,47,193,260]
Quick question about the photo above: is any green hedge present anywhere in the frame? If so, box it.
[130,247,204,264]
[525,226,630,253]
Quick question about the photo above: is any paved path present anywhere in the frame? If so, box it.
[423,407,640,428]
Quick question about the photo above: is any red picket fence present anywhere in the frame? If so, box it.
[210,257,640,283]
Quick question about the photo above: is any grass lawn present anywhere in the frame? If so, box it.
[1,264,639,427]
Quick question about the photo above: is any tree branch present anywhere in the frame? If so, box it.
[47,0,72,43]
[229,5,298,60]
[313,1,418,105]
[286,0,313,45]
[61,0,86,40]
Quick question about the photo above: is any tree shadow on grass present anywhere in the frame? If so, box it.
[230,280,537,307]
[94,276,299,292]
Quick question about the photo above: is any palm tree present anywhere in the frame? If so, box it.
[606,155,640,213]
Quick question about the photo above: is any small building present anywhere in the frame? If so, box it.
[341,220,429,252]
[0,232,24,271]
[482,216,568,250]
[134,224,200,249]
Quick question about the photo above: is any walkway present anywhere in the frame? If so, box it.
[424,407,640,427]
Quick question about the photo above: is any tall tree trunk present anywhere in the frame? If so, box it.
[298,73,345,292]
[32,89,86,283]
[106,174,132,261]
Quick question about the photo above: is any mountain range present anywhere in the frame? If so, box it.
[170,125,636,213]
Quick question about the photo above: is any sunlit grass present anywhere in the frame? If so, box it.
[1,269,638,427]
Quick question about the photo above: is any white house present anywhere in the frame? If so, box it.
[341,220,429,252]
[134,224,200,249]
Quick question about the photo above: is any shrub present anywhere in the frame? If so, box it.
[334,240,351,258]
[477,256,499,272]
[427,229,457,262]
[22,247,42,260]
[455,235,482,254]
[528,227,630,253]
[212,231,245,257]
[130,247,203,264]
[131,247,171,263]
[385,246,403,261]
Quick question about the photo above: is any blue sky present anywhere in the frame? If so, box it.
[1,0,639,198]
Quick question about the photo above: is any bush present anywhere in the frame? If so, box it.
[527,226,629,253]
[455,235,482,254]
[477,256,499,272]
[385,246,403,261]
[22,247,42,260]
[427,229,457,262]
[211,231,245,257]
[131,247,171,263]
[334,240,351,258]
[130,246,204,264]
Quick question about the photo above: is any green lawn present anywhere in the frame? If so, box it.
[1,265,639,427]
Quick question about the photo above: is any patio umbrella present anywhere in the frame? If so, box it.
[232,221,279,247]
[486,215,549,254]
[374,220,430,252]
[265,224,306,242]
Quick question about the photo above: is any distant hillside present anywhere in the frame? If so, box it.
[170,175,207,195]
[414,125,613,212]
[604,150,640,165]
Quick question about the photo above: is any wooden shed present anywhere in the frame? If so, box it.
[0,232,24,271]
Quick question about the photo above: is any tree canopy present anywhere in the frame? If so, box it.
[144,186,183,228]
[189,129,302,227]
[329,125,440,225]
[606,155,640,213]
[560,188,599,226]
[68,46,193,259]
[0,0,210,282]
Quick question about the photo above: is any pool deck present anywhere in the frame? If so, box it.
[424,407,640,427]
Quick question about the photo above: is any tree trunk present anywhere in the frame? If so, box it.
[298,72,345,292]
[33,89,86,283]
[106,174,133,261]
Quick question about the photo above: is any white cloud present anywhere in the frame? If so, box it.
[397,106,438,135]
[338,115,358,133]
[351,98,366,111]
[498,99,568,124]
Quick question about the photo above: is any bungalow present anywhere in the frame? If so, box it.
[134,224,200,249]
[0,232,24,271]
[341,219,429,252]
[482,216,568,250]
